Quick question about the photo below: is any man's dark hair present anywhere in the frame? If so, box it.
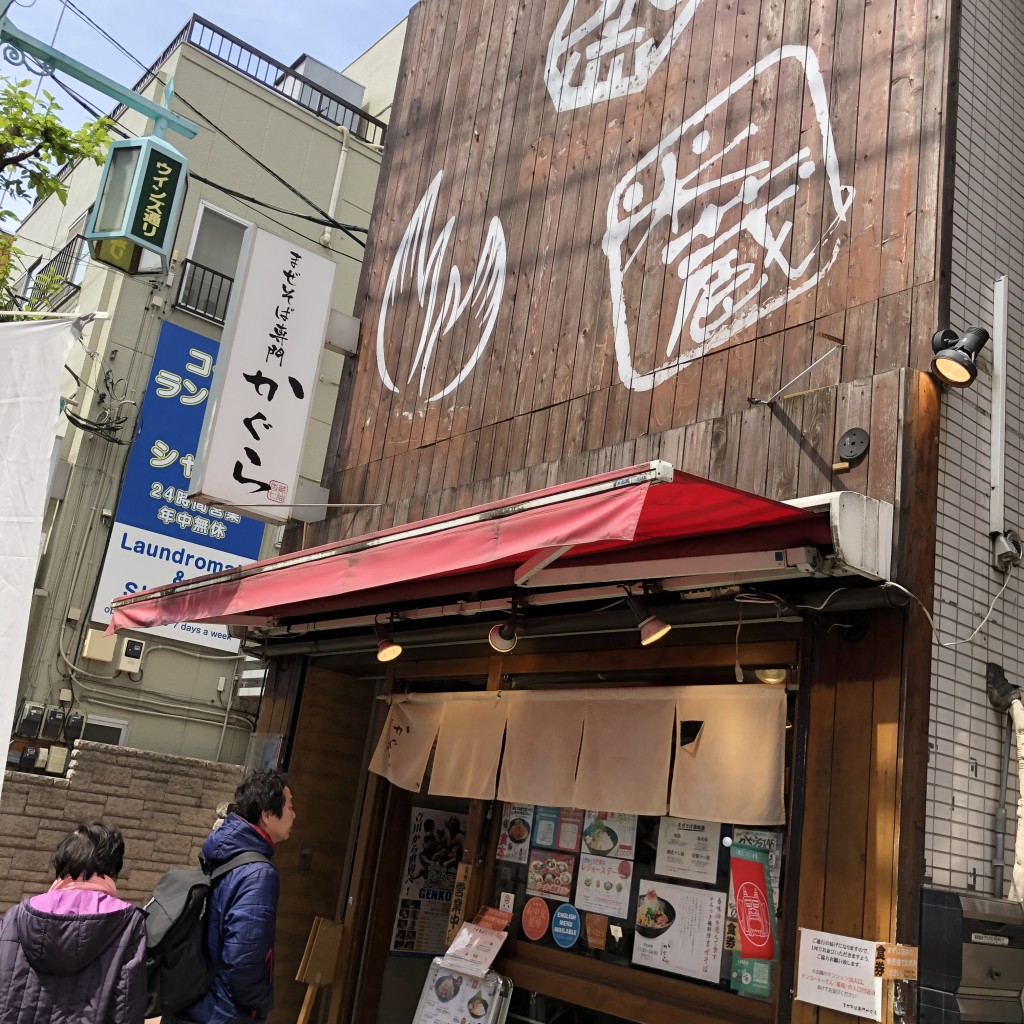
[232,769,289,824]
[53,822,125,880]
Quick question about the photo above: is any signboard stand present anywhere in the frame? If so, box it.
[409,958,512,1024]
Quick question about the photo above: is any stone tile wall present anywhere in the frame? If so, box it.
[0,740,243,909]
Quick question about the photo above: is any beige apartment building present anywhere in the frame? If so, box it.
[7,13,403,769]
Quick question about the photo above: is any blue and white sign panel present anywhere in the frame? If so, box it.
[92,323,264,650]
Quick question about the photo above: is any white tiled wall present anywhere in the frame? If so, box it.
[927,0,1024,894]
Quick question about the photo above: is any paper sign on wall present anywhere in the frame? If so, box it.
[656,817,721,882]
[796,929,883,1021]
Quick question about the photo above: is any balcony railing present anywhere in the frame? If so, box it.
[175,259,234,325]
[111,16,387,147]
[27,234,89,311]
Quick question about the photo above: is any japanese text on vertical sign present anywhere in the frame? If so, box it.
[232,250,307,500]
[130,149,183,251]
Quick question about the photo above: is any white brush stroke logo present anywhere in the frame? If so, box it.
[603,45,855,392]
[376,171,507,401]
[546,0,704,112]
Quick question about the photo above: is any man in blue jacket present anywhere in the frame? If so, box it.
[184,770,295,1024]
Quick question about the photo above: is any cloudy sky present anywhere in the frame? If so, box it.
[2,0,412,220]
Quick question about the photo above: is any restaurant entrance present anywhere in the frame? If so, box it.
[345,626,803,1024]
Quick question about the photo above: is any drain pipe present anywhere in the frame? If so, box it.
[319,126,350,248]
[995,719,1013,896]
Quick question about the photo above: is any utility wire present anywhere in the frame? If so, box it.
[59,0,369,248]
[186,172,368,238]
[49,72,130,138]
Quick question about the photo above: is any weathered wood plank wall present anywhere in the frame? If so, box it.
[316,0,947,555]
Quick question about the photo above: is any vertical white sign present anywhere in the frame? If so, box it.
[0,320,78,800]
[191,230,335,522]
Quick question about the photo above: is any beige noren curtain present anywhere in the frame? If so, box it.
[370,686,786,822]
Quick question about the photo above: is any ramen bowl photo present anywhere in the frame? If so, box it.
[635,891,676,938]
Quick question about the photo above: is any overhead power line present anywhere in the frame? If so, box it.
[59,0,369,249]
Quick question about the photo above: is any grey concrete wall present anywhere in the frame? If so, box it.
[927,0,1024,894]
[0,740,242,910]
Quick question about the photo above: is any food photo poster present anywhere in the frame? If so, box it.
[632,880,726,982]
[496,804,534,864]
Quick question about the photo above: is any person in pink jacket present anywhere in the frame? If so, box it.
[0,822,148,1024]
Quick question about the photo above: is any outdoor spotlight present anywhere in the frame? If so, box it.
[930,326,990,387]
[487,621,519,653]
[375,623,402,662]
[623,588,672,647]
[754,667,789,685]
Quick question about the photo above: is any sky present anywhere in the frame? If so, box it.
[1,0,413,222]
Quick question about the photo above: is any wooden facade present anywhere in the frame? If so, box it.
[260,0,956,1020]
[314,0,950,543]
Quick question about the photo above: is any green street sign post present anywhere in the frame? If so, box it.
[1,1,199,274]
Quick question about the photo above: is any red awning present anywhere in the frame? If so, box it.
[108,462,830,633]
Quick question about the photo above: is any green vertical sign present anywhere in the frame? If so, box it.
[129,148,183,252]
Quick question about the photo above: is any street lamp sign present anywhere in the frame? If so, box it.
[85,135,187,275]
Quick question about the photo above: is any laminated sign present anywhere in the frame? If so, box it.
[730,844,776,960]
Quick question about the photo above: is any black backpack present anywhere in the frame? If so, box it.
[142,851,271,1017]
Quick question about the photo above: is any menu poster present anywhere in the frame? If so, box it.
[391,808,469,955]
[728,829,784,916]
[655,818,721,883]
[496,804,535,863]
[417,967,501,1024]
[631,880,726,983]
[581,811,638,859]
[526,848,575,902]
[533,807,584,852]
[575,854,633,918]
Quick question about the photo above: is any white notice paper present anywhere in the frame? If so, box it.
[655,818,721,883]
[441,924,508,978]
[796,928,882,1021]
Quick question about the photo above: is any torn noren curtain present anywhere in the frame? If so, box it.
[0,319,81,801]
[670,685,787,825]
[369,686,786,824]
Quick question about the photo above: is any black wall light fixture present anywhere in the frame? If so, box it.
[931,326,990,387]
[622,587,672,646]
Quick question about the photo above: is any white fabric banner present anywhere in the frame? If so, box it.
[0,319,79,799]
[572,697,675,815]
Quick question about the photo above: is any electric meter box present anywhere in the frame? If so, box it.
[16,702,44,739]
[64,712,86,744]
[42,707,66,740]
[919,886,1024,1023]
[82,628,117,663]
[118,638,146,674]
[45,746,69,775]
